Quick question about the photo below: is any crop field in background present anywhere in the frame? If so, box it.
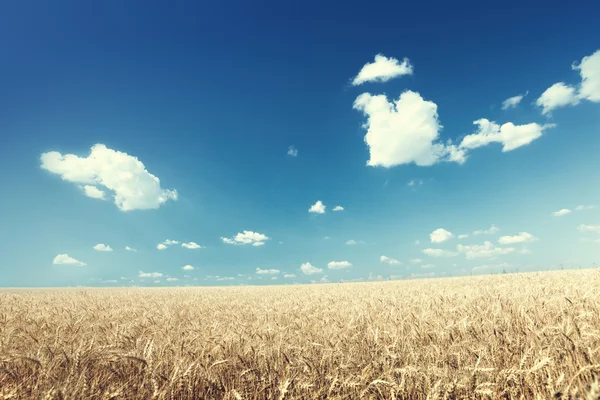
[1,269,600,399]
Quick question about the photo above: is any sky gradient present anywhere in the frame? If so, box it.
[1,0,599,287]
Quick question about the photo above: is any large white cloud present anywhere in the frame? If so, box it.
[536,83,580,115]
[353,91,466,168]
[422,248,459,258]
[93,243,113,252]
[576,50,600,102]
[221,231,269,246]
[300,262,322,275]
[182,265,195,271]
[430,228,454,243]
[328,261,352,269]
[536,49,600,114]
[459,119,555,152]
[41,144,178,211]
[256,267,280,275]
[53,254,86,266]
[457,241,515,260]
[352,54,413,86]
[309,201,326,214]
[498,232,538,244]
[501,92,528,110]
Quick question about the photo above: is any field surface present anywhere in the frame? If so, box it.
[2,269,600,399]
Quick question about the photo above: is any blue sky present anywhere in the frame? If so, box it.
[1,0,599,287]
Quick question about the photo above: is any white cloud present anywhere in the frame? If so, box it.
[345,240,358,245]
[166,277,178,282]
[501,91,528,110]
[576,49,600,102]
[40,144,177,211]
[53,254,86,266]
[430,228,454,243]
[498,232,538,244]
[578,224,600,233]
[460,119,555,152]
[328,261,352,269]
[380,256,401,265]
[553,209,572,217]
[81,185,106,200]
[93,243,113,252]
[457,234,469,239]
[309,200,326,214]
[575,205,596,211]
[256,267,280,275]
[157,239,179,250]
[473,225,500,235]
[300,262,322,275]
[139,271,163,278]
[410,258,423,264]
[353,91,466,168]
[457,241,515,260]
[284,273,296,278]
[352,54,413,86]
[125,246,137,252]
[333,206,344,211]
[271,277,278,280]
[423,248,459,258]
[536,82,580,115]
[217,277,235,281]
[182,265,195,271]
[181,242,203,249]
[421,264,435,269]
[252,241,265,247]
[287,146,298,157]
[221,231,269,246]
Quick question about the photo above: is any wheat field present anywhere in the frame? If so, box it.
[1,269,600,399]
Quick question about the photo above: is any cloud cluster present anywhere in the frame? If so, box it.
[457,241,515,260]
[41,144,178,211]
[256,268,280,275]
[422,248,458,258]
[222,231,269,246]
